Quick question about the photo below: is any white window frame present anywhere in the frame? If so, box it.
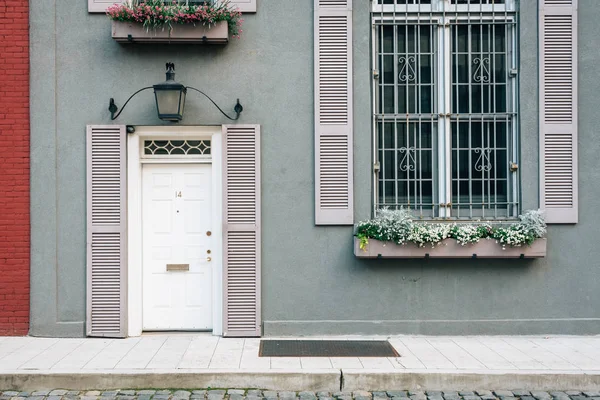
[371,0,519,220]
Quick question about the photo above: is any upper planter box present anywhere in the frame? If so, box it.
[354,237,547,259]
[112,21,228,44]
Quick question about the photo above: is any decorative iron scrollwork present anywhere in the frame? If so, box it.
[474,147,492,172]
[473,57,490,83]
[398,56,417,83]
[399,146,417,171]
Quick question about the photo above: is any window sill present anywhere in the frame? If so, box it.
[354,237,546,259]
[112,21,229,44]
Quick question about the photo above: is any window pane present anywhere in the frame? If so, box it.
[382,25,394,53]
[377,24,435,115]
[377,121,437,216]
[451,120,511,218]
[379,122,395,149]
[454,25,468,53]
[420,55,432,84]
[384,150,396,180]
[383,55,395,84]
[453,54,469,84]
[494,84,507,112]
[494,54,506,83]
[495,25,506,52]
[451,24,510,116]
[382,86,395,113]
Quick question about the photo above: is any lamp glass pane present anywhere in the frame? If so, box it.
[155,88,183,119]
[179,91,186,117]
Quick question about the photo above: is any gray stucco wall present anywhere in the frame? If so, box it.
[29,0,600,337]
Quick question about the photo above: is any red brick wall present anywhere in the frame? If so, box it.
[0,0,30,336]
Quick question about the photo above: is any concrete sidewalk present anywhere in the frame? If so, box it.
[1,335,600,391]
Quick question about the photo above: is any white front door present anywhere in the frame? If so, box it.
[142,163,213,330]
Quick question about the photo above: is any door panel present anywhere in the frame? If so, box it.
[142,163,213,330]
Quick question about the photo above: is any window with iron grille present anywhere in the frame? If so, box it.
[372,0,519,220]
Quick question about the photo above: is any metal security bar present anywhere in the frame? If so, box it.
[372,0,519,220]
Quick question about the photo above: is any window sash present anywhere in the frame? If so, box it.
[372,2,519,220]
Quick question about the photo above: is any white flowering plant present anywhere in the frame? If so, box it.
[355,208,546,251]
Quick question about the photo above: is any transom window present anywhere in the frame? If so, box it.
[372,0,519,219]
[143,139,211,156]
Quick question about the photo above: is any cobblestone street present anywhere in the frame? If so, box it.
[2,390,600,400]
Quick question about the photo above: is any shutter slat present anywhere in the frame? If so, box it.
[540,0,578,223]
[315,0,353,225]
[86,125,127,338]
[223,125,261,337]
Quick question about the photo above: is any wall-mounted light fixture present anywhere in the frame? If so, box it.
[108,62,243,122]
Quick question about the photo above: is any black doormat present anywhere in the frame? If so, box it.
[259,340,400,357]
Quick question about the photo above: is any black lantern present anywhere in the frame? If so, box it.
[108,62,243,122]
[153,63,187,122]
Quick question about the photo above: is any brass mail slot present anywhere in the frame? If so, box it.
[166,264,189,271]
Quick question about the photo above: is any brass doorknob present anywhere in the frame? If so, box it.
[207,257,212,262]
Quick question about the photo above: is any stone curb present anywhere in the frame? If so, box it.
[0,372,340,392]
[341,371,600,391]
[3,371,600,392]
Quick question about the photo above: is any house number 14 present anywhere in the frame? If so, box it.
[176,191,182,198]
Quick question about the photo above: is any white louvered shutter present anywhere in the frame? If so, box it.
[540,0,578,223]
[314,0,353,225]
[223,125,261,337]
[90,0,256,13]
[86,125,127,338]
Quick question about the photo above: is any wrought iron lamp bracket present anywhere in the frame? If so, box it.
[185,86,243,121]
[109,88,243,121]
[109,87,153,121]
[108,62,243,122]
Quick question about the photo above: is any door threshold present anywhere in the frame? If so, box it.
[141,330,214,337]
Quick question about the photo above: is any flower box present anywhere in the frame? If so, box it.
[111,20,229,44]
[354,237,547,259]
